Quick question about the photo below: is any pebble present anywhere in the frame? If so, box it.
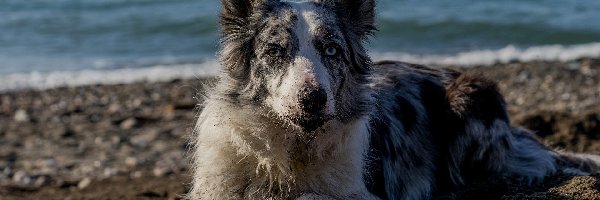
[132,99,142,107]
[37,159,58,173]
[94,137,104,145]
[33,176,47,187]
[1,96,12,113]
[107,103,121,113]
[78,177,91,189]
[581,65,593,76]
[12,170,31,185]
[151,93,161,101]
[130,130,159,148]
[153,141,168,151]
[152,167,171,177]
[14,109,29,122]
[3,166,12,175]
[131,171,143,178]
[103,168,117,178]
[94,161,103,168]
[120,118,138,130]
[37,159,57,168]
[110,136,122,145]
[125,157,138,167]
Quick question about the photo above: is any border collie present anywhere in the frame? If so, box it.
[189,0,600,199]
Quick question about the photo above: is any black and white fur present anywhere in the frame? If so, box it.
[189,0,600,199]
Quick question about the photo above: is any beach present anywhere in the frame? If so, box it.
[2,0,599,199]
[0,58,598,199]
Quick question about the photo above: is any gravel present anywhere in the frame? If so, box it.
[0,58,598,199]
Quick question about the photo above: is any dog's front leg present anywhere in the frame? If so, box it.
[189,113,250,199]
[188,147,249,200]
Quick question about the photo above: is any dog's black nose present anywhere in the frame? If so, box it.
[301,87,327,114]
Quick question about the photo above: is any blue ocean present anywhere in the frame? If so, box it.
[1,0,600,90]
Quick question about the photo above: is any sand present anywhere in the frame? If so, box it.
[0,58,599,199]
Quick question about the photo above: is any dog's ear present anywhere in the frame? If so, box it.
[219,0,270,80]
[318,0,376,39]
[220,0,268,34]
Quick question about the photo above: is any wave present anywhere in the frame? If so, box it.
[1,43,599,92]
[372,43,600,66]
[0,61,219,92]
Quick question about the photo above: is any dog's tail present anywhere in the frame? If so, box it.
[556,151,600,174]
[443,72,558,185]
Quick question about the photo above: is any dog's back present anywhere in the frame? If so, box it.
[366,61,452,199]
[366,61,560,199]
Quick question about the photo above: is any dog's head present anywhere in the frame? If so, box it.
[218,0,374,132]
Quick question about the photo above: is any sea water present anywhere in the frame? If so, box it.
[1,0,599,91]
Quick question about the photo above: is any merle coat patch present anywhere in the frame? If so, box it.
[189,0,598,199]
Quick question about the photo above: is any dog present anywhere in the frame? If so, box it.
[189,0,600,199]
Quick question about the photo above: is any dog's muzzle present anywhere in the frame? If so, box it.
[298,87,328,132]
[300,87,327,114]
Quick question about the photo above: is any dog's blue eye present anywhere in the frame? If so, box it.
[324,46,338,56]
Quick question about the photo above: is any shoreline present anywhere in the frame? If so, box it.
[1,58,599,199]
[3,42,600,92]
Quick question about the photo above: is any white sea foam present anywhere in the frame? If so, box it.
[373,42,600,66]
[1,43,599,92]
[0,61,220,92]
